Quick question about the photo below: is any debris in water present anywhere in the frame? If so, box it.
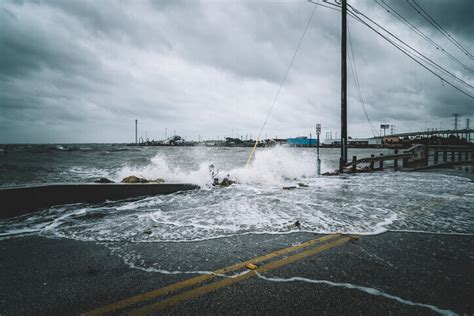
[288,221,302,230]
[282,186,297,190]
[246,263,259,270]
[298,183,309,187]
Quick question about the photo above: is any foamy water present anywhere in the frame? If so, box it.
[1,146,473,242]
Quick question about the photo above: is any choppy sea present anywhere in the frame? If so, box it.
[0,144,473,242]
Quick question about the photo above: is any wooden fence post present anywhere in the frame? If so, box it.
[394,149,399,170]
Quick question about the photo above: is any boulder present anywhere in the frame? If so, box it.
[150,178,165,183]
[121,175,148,183]
[219,178,235,187]
[94,178,114,183]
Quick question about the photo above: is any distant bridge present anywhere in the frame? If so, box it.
[376,129,473,139]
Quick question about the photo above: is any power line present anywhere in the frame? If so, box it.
[347,28,378,137]
[349,7,473,98]
[376,0,473,73]
[345,2,473,98]
[348,3,473,91]
[309,0,473,98]
[408,0,473,60]
[246,1,320,166]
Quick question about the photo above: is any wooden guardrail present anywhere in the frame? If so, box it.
[343,145,474,173]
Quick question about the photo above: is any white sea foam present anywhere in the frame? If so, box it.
[0,147,472,242]
[255,272,458,316]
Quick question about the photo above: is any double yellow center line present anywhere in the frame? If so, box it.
[84,233,356,315]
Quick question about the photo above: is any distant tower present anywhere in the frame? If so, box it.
[453,113,459,130]
[135,119,138,144]
[390,125,396,135]
[466,118,470,130]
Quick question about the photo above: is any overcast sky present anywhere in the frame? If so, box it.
[1,0,473,143]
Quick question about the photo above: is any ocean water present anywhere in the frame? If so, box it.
[0,144,473,242]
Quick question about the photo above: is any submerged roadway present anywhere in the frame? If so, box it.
[1,166,473,315]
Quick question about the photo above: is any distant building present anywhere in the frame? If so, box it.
[368,138,383,146]
[383,136,400,144]
[287,137,318,147]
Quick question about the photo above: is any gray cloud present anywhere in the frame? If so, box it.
[0,0,472,143]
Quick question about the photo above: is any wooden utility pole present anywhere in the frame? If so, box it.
[339,0,348,172]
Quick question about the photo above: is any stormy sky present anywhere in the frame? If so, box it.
[0,0,473,143]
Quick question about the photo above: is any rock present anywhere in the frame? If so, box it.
[220,178,235,187]
[282,186,297,190]
[288,220,302,230]
[322,171,340,176]
[150,178,165,183]
[94,178,114,183]
[121,175,148,183]
[298,183,309,187]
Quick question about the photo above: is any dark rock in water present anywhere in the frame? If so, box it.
[95,178,114,183]
[220,178,235,187]
[298,183,309,187]
[121,175,148,183]
[282,186,297,190]
[215,174,236,187]
[288,220,302,230]
[322,171,340,176]
[144,230,152,235]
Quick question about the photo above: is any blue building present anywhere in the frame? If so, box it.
[287,137,318,147]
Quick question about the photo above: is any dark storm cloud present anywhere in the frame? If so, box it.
[0,0,472,143]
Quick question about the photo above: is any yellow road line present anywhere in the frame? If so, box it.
[83,234,340,316]
[131,236,353,315]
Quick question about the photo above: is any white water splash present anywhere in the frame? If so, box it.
[112,146,319,187]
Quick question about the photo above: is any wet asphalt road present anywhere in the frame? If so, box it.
[1,231,473,315]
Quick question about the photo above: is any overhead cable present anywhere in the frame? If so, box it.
[346,4,473,98]
[407,0,473,60]
[246,1,320,166]
[377,0,473,73]
[308,0,473,98]
[347,28,378,137]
